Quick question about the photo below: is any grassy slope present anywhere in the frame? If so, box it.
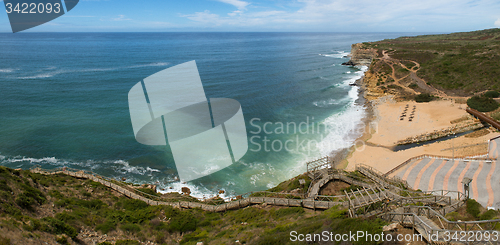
[0,166,386,245]
[363,28,500,96]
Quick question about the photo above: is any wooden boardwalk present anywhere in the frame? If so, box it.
[30,167,343,212]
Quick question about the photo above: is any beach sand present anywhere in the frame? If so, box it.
[345,97,500,173]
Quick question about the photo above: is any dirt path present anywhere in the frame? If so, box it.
[380,50,448,97]
[379,50,414,94]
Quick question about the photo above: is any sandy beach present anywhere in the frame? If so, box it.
[345,96,500,173]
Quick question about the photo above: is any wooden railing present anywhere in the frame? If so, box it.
[306,156,331,179]
[382,206,500,243]
[356,163,409,189]
[30,166,342,212]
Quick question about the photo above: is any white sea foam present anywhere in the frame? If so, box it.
[321,51,350,59]
[317,66,367,156]
[13,62,170,79]
[15,68,69,79]
[6,156,62,164]
[129,62,170,68]
[313,98,344,107]
[17,73,60,79]
[3,156,97,169]
[109,160,161,176]
[0,68,16,73]
[80,67,116,72]
[158,181,221,200]
[318,104,365,156]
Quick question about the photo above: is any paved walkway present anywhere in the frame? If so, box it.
[390,137,500,209]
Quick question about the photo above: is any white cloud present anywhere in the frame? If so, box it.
[112,15,132,21]
[217,0,250,10]
[183,10,286,27]
[181,0,500,31]
[183,11,222,25]
[228,10,243,16]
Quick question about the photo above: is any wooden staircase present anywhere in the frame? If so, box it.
[344,186,389,217]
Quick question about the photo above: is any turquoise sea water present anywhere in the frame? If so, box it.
[0,32,416,198]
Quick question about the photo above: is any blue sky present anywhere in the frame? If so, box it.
[1,0,500,32]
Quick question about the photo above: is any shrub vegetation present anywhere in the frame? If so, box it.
[415,93,434,103]
[467,96,499,112]
[484,91,500,98]
[466,199,482,218]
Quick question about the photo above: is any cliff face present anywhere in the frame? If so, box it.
[346,43,377,66]
[362,68,387,100]
[343,43,384,100]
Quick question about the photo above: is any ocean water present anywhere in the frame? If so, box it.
[0,32,413,198]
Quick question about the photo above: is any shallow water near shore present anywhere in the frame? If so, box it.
[0,32,422,198]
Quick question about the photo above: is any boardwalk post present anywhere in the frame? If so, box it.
[412,215,415,235]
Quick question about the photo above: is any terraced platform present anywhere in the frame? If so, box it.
[389,136,500,209]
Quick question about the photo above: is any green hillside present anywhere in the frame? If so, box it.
[364,28,500,96]
[0,166,385,245]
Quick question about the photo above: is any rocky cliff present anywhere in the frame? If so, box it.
[343,43,377,66]
[342,43,385,100]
